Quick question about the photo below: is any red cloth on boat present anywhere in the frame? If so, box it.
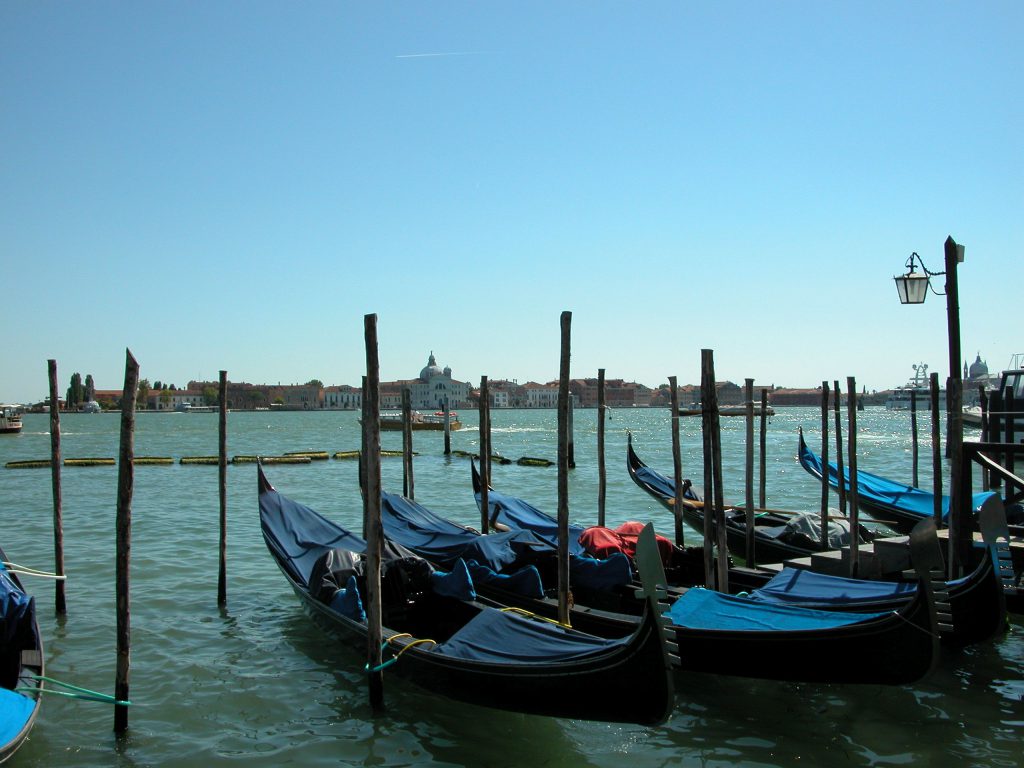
[579,522,674,566]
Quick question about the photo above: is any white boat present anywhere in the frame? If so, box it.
[885,363,944,410]
[0,405,23,434]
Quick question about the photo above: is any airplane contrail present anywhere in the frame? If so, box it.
[396,51,489,59]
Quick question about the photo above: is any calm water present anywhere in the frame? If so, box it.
[1,407,1020,767]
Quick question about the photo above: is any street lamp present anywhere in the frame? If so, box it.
[894,236,966,575]
[893,253,940,304]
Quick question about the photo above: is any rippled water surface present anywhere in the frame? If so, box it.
[1,407,1020,767]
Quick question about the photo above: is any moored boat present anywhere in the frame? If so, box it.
[626,434,893,564]
[379,410,461,431]
[0,548,44,763]
[0,407,23,435]
[257,464,673,725]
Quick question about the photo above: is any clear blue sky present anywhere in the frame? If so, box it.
[2,2,1021,404]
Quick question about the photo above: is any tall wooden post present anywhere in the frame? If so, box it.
[744,378,755,567]
[217,370,228,607]
[846,376,860,578]
[819,383,830,550]
[362,315,384,712]
[759,389,768,509]
[669,376,685,546]
[556,312,572,625]
[709,360,728,590]
[930,373,943,528]
[910,389,920,488]
[401,388,414,500]
[833,379,846,514]
[360,376,369,536]
[478,376,490,532]
[114,349,139,734]
[597,369,606,528]
[943,236,965,575]
[47,360,66,615]
[443,395,451,456]
[700,364,715,587]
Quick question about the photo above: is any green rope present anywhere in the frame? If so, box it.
[25,675,132,706]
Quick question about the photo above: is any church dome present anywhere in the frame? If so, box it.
[419,352,444,381]
[969,354,988,380]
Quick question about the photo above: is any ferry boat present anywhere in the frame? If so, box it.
[379,410,462,431]
[0,406,23,434]
[885,363,943,409]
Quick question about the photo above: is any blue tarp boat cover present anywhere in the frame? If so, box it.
[798,434,994,521]
[435,606,624,663]
[632,464,678,502]
[750,568,917,607]
[483,489,588,556]
[260,484,366,587]
[382,492,550,572]
[383,492,632,591]
[0,569,33,647]
[668,588,890,632]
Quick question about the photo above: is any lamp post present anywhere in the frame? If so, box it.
[893,236,966,575]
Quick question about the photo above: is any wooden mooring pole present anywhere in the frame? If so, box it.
[556,311,572,625]
[218,370,228,607]
[47,359,66,615]
[443,395,452,456]
[669,376,684,546]
[597,369,606,528]
[362,315,385,712]
[401,388,414,500]
[910,389,920,488]
[819,382,830,551]
[478,376,490,533]
[846,376,860,578]
[700,350,728,590]
[930,372,943,528]
[744,378,755,567]
[759,389,768,509]
[833,379,846,514]
[114,349,139,734]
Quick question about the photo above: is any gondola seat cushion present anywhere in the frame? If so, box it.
[466,561,544,599]
[430,558,477,601]
[328,575,366,622]
[569,552,633,590]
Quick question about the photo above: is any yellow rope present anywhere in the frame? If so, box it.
[499,606,572,630]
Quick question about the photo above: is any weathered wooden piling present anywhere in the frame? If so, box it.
[478,376,490,533]
[362,315,385,712]
[114,349,138,734]
[846,376,860,578]
[700,350,728,590]
[759,389,768,508]
[833,379,846,514]
[668,376,684,546]
[744,378,755,566]
[218,370,228,607]
[927,372,943,528]
[401,388,414,500]
[910,389,920,488]
[819,382,830,551]
[556,311,572,625]
[597,369,606,528]
[443,395,452,456]
[47,360,66,615]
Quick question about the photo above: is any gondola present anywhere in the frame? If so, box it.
[257,464,674,726]
[379,486,645,630]
[796,427,996,533]
[482,458,1006,649]
[626,434,891,564]
[470,465,941,684]
[0,548,44,763]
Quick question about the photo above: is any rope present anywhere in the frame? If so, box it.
[499,606,572,629]
[364,634,438,674]
[21,675,131,706]
[2,562,67,580]
[888,609,942,640]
